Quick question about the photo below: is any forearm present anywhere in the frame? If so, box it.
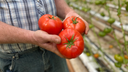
[0,21,34,44]
[54,0,76,19]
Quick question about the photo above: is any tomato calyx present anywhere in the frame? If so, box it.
[64,34,77,48]
[72,17,78,24]
[48,16,55,20]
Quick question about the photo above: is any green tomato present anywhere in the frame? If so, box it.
[114,62,122,68]
[101,1,106,5]
[86,52,91,57]
[89,24,94,29]
[95,0,102,5]
[83,8,89,12]
[103,28,112,34]
[100,12,105,17]
[114,54,123,63]
[107,18,115,24]
[98,31,106,37]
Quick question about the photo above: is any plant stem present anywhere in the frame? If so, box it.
[92,28,116,72]
[83,36,104,72]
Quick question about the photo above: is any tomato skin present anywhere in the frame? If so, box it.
[57,29,84,59]
[63,16,86,34]
[38,14,62,35]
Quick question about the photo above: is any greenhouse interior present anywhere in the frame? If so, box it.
[65,0,128,72]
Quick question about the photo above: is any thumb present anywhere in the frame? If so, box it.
[47,35,61,44]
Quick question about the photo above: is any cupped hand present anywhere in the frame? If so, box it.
[31,30,65,58]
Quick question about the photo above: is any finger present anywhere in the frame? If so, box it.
[84,21,89,35]
[46,35,61,44]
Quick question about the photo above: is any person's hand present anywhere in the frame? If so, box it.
[64,11,89,35]
[31,30,65,58]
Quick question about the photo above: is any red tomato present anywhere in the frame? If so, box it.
[38,14,62,34]
[57,29,84,58]
[94,53,99,58]
[63,16,86,34]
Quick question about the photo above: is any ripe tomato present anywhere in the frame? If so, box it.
[124,55,128,59]
[38,14,62,34]
[114,54,123,63]
[57,29,84,58]
[63,16,86,34]
[109,45,113,49]
[94,53,99,58]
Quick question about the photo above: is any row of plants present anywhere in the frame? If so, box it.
[66,0,128,72]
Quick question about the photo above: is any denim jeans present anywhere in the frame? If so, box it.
[0,47,69,72]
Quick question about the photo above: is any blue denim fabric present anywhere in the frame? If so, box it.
[0,47,69,72]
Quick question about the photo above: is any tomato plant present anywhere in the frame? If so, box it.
[63,16,86,34]
[57,29,84,59]
[114,54,123,63]
[38,14,62,34]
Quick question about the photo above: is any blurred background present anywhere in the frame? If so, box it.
[65,0,128,72]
